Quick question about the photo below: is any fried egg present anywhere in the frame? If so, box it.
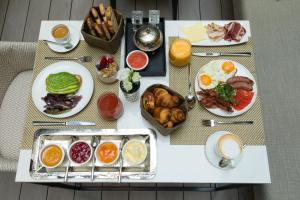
[198,72,218,89]
[219,61,237,79]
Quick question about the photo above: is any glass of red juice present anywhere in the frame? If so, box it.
[97,93,124,120]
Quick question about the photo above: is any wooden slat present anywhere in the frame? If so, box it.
[23,0,51,42]
[0,172,22,200]
[1,0,30,41]
[48,0,73,20]
[70,0,93,20]
[135,0,157,15]
[199,0,222,20]
[212,188,238,200]
[47,187,74,200]
[179,0,200,20]
[184,191,211,200]
[0,0,9,38]
[19,183,48,200]
[74,190,101,200]
[220,0,234,20]
[157,191,183,200]
[157,0,173,20]
[93,0,110,7]
[102,191,128,200]
[238,186,254,200]
[130,191,156,200]
[116,0,135,18]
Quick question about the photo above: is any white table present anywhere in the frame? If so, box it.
[16,20,271,184]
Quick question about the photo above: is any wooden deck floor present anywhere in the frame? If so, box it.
[0,0,254,199]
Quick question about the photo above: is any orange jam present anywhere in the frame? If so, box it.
[97,142,118,164]
[41,145,63,167]
[52,25,69,38]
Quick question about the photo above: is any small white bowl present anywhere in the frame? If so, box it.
[95,142,120,166]
[122,139,148,166]
[68,140,92,166]
[126,50,149,71]
[39,144,65,169]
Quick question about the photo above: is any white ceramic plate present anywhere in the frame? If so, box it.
[194,59,257,117]
[205,131,243,170]
[47,25,80,53]
[179,21,249,46]
[32,61,94,118]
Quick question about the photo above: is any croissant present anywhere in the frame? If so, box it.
[154,88,180,108]
[142,92,155,113]
[170,108,186,124]
[153,107,172,127]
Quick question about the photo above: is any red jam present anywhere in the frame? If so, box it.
[97,93,123,120]
[70,142,91,164]
[127,51,148,69]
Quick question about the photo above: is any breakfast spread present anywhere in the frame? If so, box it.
[169,39,192,67]
[196,60,255,113]
[123,139,147,166]
[142,87,186,128]
[96,142,119,164]
[42,72,82,114]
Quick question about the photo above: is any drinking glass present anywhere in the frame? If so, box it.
[149,10,160,26]
[131,10,143,31]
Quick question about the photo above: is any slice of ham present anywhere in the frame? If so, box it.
[224,22,246,42]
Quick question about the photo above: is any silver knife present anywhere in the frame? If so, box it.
[32,121,96,126]
[193,52,252,57]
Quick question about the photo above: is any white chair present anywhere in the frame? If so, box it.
[0,42,36,171]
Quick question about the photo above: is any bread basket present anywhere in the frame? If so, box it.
[140,84,188,136]
[81,8,124,54]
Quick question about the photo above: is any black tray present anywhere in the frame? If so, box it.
[125,18,166,77]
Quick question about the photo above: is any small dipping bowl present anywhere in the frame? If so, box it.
[97,92,124,121]
[68,140,92,166]
[126,50,149,71]
[95,142,120,165]
[39,144,65,169]
[51,24,70,43]
[122,139,147,166]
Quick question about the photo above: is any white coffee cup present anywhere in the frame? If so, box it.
[51,24,70,43]
[215,133,243,168]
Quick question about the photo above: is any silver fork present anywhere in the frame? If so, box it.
[45,56,92,63]
[202,119,254,127]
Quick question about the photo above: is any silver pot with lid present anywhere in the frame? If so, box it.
[133,24,163,52]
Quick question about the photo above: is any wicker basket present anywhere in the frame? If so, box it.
[81,8,124,54]
[140,84,188,136]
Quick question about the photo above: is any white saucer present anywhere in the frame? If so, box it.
[205,131,243,170]
[47,25,80,53]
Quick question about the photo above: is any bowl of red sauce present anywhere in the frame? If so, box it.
[68,140,92,165]
[97,92,124,121]
[126,50,149,71]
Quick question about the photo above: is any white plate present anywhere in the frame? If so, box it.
[194,59,257,117]
[32,61,94,118]
[47,25,80,53]
[179,21,249,46]
[205,131,243,170]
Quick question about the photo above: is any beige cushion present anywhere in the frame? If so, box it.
[0,70,32,160]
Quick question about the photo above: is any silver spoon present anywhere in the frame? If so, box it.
[91,136,99,181]
[43,40,73,49]
[45,56,93,63]
[185,63,196,110]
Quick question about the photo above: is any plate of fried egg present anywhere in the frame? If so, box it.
[194,60,257,117]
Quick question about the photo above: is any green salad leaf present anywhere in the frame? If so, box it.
[46,72,81,94]
[215,83,236,103]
